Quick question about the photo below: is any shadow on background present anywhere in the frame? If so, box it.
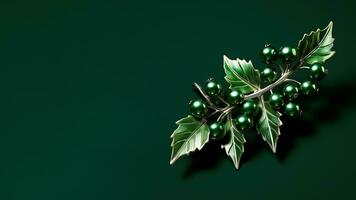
[276,81,356,161]
[182,140,226,180]
[182,81,356,179]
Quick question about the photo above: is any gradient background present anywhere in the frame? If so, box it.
[0,0,355,199]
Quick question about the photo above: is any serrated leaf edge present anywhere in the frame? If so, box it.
[222,117,246,170]
[298,21,335,63]
[169,115,210,165]
[256,97,282,153]
[223,55,260,92]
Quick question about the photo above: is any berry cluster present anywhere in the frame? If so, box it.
[170,22,334,170]
[261,45,327,117]
[189,45,328,142]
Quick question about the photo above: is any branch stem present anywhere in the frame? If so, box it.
[300,66,310,70]
[192,61,302,121]
[285,78,301,85]
[192,82,215,107]
[245,70,292,100]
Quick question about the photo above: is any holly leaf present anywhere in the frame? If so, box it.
[170,115,210,164]
[223,55,261,94]
[297,21,335,65]
[256,98,282,153]
[223,117,246,170]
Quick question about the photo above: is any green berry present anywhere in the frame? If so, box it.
[189,99,208,118]
[309,63,326,80]
[283,84,299,100]
[284,102,300,117]
[227,89,244,105]
[279,46,297,63]
[260,45,278,64]
[242,100,259,116]
[261,67,278,83]
[269,93,284,108]
[205,80,222,97]
[300,81,317,95]
[209,122,225,140]
[235,115,253,131]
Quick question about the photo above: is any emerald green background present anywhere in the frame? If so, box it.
[0,0,355,199]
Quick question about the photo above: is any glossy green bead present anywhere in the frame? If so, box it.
[284,102,301,117]
[205,80,222,97]
[242,100,259,116]
[227,89,244,105]
[261,67,278,83]
[260,45,278,64]
[300,81,317,95]
[189,99,208,118]
[269,93,284,108]
[209,122,225,140]
[309,63,326,80]
[279,46,297,63]
[283,84,299,100]
[235,115,253,131]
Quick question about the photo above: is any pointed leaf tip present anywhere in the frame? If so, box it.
[223,117,246,170]
[223,55,261,94]
[169,116,210,165]
[297,21,335,64]
[257,98,282,153]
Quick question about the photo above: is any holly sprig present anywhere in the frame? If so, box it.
[170,22,335,170]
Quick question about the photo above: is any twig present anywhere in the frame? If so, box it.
[192,82,214,107]
[278,64,285,73]
[193,60,302,121]
[244,61,303,100]
[217,106,235,122]
[285,79,301,85]
[300,66,310,70]
[218,96,230,106]
[245,70,292,100]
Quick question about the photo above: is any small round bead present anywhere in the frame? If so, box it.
[284,102,301,117]
[242,100,259,116]
[209,122,225,140]
[189,99,208,118]
[283,84,299,100]
[235,115,253,131]
[227,89,244,105]
[269,93,284,108]
[309,63,326,80]
[261,67,278,83]
[205,80,222,97]
[279,46,297,63]
[260,45,278,64]
[300,81,317,95]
